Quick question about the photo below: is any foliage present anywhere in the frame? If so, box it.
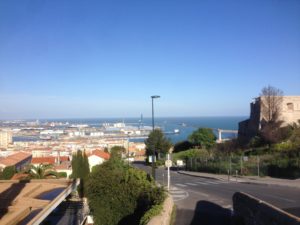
[188,128,216,149]
[259,120,284,146]
[260,85,283,123]
[86,157,165,225]
[1,166,16,180]
[71,150,90,197]
[215,139,241,154]
[57,171,67,178]
[71,150,90,179]
[145,129,172,159]
[249,136,264,148]
[139,204,163,225]
[173,140,194,153]
[172,149,209,162]
[27,164,57,179]
[273,141,295,152]
[110,146,126,159]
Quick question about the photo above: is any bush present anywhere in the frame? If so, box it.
[57,172,67,178]
[86,158,165,225]
[172,149,209,162]
[173,141,194,153]
[1,166,16,180]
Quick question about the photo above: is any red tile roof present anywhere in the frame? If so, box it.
[31,156,69,165]
[90,150,110,160]
[0,152,32,167]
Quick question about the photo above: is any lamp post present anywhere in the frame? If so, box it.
[151,95,160,180]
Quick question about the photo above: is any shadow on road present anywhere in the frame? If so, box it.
[0,180,30,219]
[176,200,232,225]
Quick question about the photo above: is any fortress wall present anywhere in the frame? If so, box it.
[238,96,300,143]
[280,96,300,125]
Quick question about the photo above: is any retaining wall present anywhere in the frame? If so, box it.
[233,192,300,225]
[147,194,174,225]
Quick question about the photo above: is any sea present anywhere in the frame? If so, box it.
[33,116,247,144]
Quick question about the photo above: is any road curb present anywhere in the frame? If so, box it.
[177,171,227,181]
[177,171,300,189]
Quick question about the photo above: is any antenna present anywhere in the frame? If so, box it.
[140,113,144,130]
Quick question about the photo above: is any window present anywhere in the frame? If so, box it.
[287,103,294,111]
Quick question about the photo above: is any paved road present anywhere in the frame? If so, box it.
[134,163,300,225]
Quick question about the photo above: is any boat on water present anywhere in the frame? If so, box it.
[164,129,180,135]
[174,129,180,133]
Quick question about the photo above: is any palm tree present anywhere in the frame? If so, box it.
[27,164,58,179]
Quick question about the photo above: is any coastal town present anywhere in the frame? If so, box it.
[0,119,152,177]
[1,0,299,225]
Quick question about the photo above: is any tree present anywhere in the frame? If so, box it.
[86,157,165,225]
[188,128,216,149]
[260,85,283,124]
[144,129,172,159]
[71,150,90,179]
[1,166,16,180]
[27,164,57,179]
[173,140,194,153]
[259,85,284,146]
[110,146,126,160]
[71,150,90,197]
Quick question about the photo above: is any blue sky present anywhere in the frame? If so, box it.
[0,0,299,119]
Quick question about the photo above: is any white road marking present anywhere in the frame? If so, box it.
[175,183,187,187]
[187,189,210,197]
[186,183,198,186]
[195,181,210,185]
[169,186,189,202]
[203,180,222,185]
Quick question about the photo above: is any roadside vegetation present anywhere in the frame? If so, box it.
[172,86,300,179]
[86,146,165,225]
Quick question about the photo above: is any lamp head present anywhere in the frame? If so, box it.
[151,95,160,99]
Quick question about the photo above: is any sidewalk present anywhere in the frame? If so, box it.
[177,170,300,189]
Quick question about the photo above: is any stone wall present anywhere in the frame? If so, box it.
[238,96,300,144]
[280,96,300,126]
[232,192,300,225]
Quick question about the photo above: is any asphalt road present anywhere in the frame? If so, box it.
[134,163,300,225]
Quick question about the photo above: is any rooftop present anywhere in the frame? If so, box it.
[0,179,76,225]
[0,152,32,167]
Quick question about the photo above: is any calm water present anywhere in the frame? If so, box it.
[38,116,246,144]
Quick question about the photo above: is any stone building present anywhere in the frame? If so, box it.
[238,96,300,144]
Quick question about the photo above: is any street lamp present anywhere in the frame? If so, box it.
[151,95,160,180]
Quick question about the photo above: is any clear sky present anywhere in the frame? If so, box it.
[0,0,299,119]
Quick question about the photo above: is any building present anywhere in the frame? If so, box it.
[31,156,70,166]
[87,150,110,171]
[0,130,12,148]
[0,151,32,171]
[238,96,300,143]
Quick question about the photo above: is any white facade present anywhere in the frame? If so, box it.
[90,132,104,137]
[88,155,105,171]
[0,130,12,148]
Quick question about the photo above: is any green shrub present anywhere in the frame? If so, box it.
[2,166,16,180]
[57,172,67,178]
[140,204,163,225]
[86,158,165,225]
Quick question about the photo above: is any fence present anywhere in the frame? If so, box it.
[184,154,300,178]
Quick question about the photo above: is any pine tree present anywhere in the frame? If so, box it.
[71,150,90,197]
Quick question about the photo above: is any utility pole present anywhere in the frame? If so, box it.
[151,95,160,180]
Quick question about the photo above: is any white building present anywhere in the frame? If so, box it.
[87,150,110,171]
[0,130,12,148]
